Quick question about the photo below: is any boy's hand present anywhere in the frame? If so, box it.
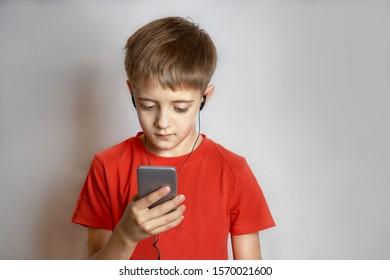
[116,186,186,245]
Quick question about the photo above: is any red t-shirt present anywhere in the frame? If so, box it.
[72,133,275,259]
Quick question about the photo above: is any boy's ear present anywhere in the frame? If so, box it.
[126,80,134,96]
[204,84,215,101]
[126,80,137,109]
[200,85,214,111]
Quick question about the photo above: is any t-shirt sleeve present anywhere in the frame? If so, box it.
[229,158,275,235]
[71,156,113,230]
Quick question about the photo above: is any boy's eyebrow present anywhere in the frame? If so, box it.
[138,97,194,103]
[172,99,194,104]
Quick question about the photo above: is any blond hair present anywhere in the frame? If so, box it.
[124,17,217,92]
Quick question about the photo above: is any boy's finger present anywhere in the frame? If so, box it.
[149,212,185,236]
[141,204,186,235]
[147,194,185,219]
[134,186,171,211]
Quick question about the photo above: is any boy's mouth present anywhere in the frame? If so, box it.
[155,133,174,139]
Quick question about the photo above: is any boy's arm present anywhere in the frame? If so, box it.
[231,232,262,260]
[88,228,137,259]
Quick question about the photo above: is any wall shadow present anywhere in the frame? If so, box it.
[33,67,129,259]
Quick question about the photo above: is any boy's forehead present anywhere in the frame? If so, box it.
[134,78,201,96]
[136,86,198,97]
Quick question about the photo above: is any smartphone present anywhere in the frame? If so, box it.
[137,166,177,208]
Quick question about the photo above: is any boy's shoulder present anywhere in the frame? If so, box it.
[210,139,244,160]
[94,136,140,162]
[207,137,247,170]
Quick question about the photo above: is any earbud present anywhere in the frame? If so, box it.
[131,96,136,108]
[200,95,207,111]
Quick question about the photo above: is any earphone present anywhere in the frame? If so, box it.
[199,95,206,111]
[132,95,207,111]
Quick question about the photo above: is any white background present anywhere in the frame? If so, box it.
[1,0,389,259]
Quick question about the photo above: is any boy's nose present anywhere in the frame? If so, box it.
[154,110,171,129]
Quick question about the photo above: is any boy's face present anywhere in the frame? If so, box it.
[129,81,214,157]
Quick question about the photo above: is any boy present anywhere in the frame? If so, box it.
[72,16,275,260]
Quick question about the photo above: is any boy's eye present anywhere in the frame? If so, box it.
[140,104,156,111]
[139,103,189,113]
[174,107,189,113]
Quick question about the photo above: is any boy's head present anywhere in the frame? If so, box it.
[124,16,217,93]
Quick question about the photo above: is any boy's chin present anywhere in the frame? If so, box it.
[146,136,175,150]
[144,131,198,156]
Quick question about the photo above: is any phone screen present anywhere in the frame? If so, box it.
[137,166,177,208]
